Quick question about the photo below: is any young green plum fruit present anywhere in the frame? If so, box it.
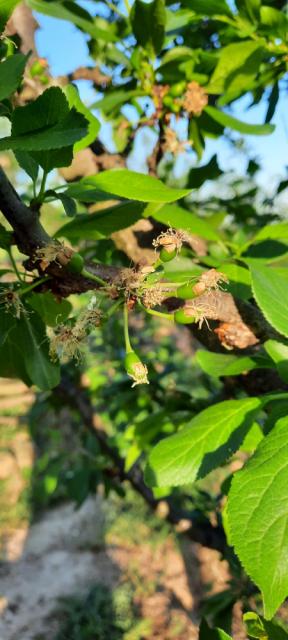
[170,81,186,97]
[66,253,84,274]
[174,308,195,324]
[160,248,177,262]
[176,283,197,300]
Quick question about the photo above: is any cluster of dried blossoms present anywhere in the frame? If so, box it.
[183,82,208,116]
[163,129,189,155]
[19,229,228,386]
[50,302,102,363]
[35,241,73,271]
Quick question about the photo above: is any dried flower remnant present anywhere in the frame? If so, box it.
[0,288,24,319]
[35,242,73,271]
[116,268,142,291]
[130,361,149,387]
[142,285,165,309]
[163,128,189,155]
[49,325,86,363]
[193,269,228,296]
[183,82,208,116]
[153,228,189,255]
[125,356,149,389]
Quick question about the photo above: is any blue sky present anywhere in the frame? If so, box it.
[34,10,288,193]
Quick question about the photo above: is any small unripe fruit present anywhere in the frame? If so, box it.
[174,308,195,324]
[66,253,84,274]
[160,248,177,262]
[125,351,141,373]
[124,351,149,387]
[171,102,181,114]
[176,283,197,300]
[170,81,186,97]
[163,95,174,109]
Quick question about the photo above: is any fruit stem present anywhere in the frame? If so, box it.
[139,302,174,322]
[123,303,133,353]
[82,268,107,287]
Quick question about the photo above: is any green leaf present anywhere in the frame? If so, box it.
[243,611,288,639]
[264,340,288,384]
[27,292,72,327]
[227,416,288,619]
[62,170,191,203]
[14,151,39,183]
[205,106,275,136]
[0,222,13,249]
[0,312,31,385]
[188,119,205,160]
[196,351,271,378]
[0,309,59,388]
[0,87,88,158]
[130,0,166,55]
[252,222,288,243]
[199,619,232,639]
[220,262,252,300]
[0,0,21,34]
[63,84,100,152]
[0,309,16,347]
[186,155,222,189]
[250,265,288,338]
[265,82,279,123]
[185,0,232,17]
[18,312,60,390]
[236,0,261,22]
[243,612,268,639]
[26,0,116,42]
[47,190,77,217]
[206,41,263,95]
[260,6,288,39]
[145,398,261,487]
[92,89,145,115]
[0,53,29,101]
[150,203,219,241]
[56,202,146,241]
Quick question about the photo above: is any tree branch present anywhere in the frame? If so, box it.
[0,167,118,292]
[57,377,227,554]
[0,167,279,349]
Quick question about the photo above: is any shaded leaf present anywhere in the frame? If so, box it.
[199,618,232,639]
[131,0,166,55]
[187,155,222,189]
[0,53,29,101]
[27,292,72,327]
[56,202,146,241]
